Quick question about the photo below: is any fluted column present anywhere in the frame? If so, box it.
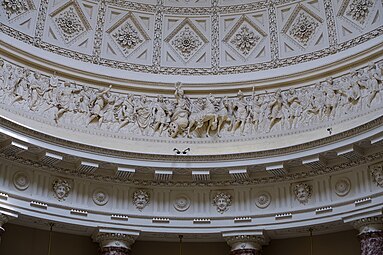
[352,216,383,255]
[0,214,9,245]
[93,232,138,255]
[224,235,267,255]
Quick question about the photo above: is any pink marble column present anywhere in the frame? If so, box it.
[93,232,137,255]
[100,246,130,255]
[352,217,383,255]
[225,235,267,255]
[229,248,261,255]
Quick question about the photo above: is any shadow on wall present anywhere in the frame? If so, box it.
[0,223,359,255]
[262,230,360,255]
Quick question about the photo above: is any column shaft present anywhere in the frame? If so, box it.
[100,246,131,255]
[359,231,383,255]
[230,248,261,255]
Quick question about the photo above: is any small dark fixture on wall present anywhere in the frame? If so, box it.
[173,148,190,155]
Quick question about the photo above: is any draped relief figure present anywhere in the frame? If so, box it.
[134,95,151,135]
[54,81,81,123]
[168,82,190,138]
[0,60,382,139]
[232,90,249,135]
[365,62,382,108]
[116,93,135,131]
[152,95,170,136]
[87,85,113,127]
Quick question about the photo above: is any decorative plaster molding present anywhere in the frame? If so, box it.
[93,232,138,249]
[352,216,383,234]
[1,0,382,75]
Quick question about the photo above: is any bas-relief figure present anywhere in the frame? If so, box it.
[0,58,382,139]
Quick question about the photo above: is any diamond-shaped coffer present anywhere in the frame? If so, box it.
[165,18,208,62]
[50,0,91,44]
[2,0,35,19]
[224,16,267,59]
[107,12,150,58]
[339,0,374,27]
[282,5,323,48]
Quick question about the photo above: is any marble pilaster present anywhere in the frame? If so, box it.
[93,232,138,255]
[352,216,383,255]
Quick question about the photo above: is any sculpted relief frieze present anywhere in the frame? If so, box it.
[0,59,382,141]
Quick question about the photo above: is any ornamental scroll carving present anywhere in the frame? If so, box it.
[0,59,382,139]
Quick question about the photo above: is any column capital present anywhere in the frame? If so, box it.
[0,214,9,226]
[224,234,268,251]
[93,232,138,249]
[0,214,9,236]
[351,216,383,234]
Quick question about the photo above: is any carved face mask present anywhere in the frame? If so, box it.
[55,185,67,199]
[373,167,383,186]
[296,186,308,202]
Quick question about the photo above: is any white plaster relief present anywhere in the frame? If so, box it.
[0,58,382,142]
[52,177,71,201]
[334,0,383,43]
[13,171,30,190]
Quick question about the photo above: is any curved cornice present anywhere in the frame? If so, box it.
[0,156,382,241]
[1,32,382,93]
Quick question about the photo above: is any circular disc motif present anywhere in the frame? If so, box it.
[13,172,30,191]
[173,194,191,212]
[255,191,271,209]
[92,189,109,206]
[334,178,351,197]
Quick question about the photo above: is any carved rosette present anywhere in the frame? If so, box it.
[289,12,319,46]
[168,24,206,62]
[230,26,260,56]
[13,171,30,190]
[92,189,109,206]
[254,191,271,209]
[352,217,383,255]
[173,194,191,212]
[334,178,351,196]
[347,0,374,24]
[2,0,29,18]
[52,5,88,43]
[112,23,143,55]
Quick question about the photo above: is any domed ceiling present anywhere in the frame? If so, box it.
[0,0,382,158]
[0,0,382,76]
[1,1,383,243]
